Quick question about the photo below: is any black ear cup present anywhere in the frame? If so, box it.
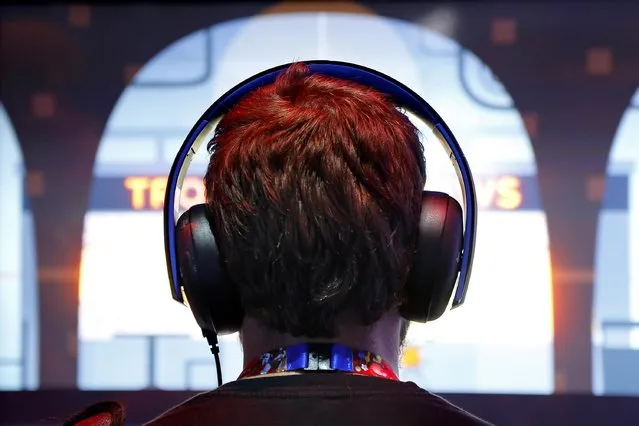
[176,204,243,335]
[399,191,464,323]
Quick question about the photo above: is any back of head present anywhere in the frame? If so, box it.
[204,63,425,339]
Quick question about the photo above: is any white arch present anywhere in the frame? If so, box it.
[607,90,639,317]
[592,88,639,396]
[209,13,423,98]
[615,97,639,324]
[597,88,639,328]
[0,104,25,390]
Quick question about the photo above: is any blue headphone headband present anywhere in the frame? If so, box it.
[163,60,477,312]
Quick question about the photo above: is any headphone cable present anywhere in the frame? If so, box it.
[204,330,224,387]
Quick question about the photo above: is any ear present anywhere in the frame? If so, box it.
[64,401,125,426]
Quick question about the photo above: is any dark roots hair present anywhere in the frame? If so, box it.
[205,63,425,338]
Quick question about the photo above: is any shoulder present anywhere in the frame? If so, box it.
[144,391,217,426]
[368,380,492,425]
[410,390,494,426]
[144,378,494,426]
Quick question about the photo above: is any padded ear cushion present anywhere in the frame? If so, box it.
[399,191,464,323]
[176,204,243,335]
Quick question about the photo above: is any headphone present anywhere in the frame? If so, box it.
[163,60,478,385]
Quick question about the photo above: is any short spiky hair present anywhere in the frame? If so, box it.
[205,63,425,338]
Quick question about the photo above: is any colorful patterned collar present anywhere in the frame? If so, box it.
[238,343,399,381]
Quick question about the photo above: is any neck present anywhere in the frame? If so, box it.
[239,313,405,375]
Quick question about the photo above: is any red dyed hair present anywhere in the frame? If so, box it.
[205,63,425,337]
